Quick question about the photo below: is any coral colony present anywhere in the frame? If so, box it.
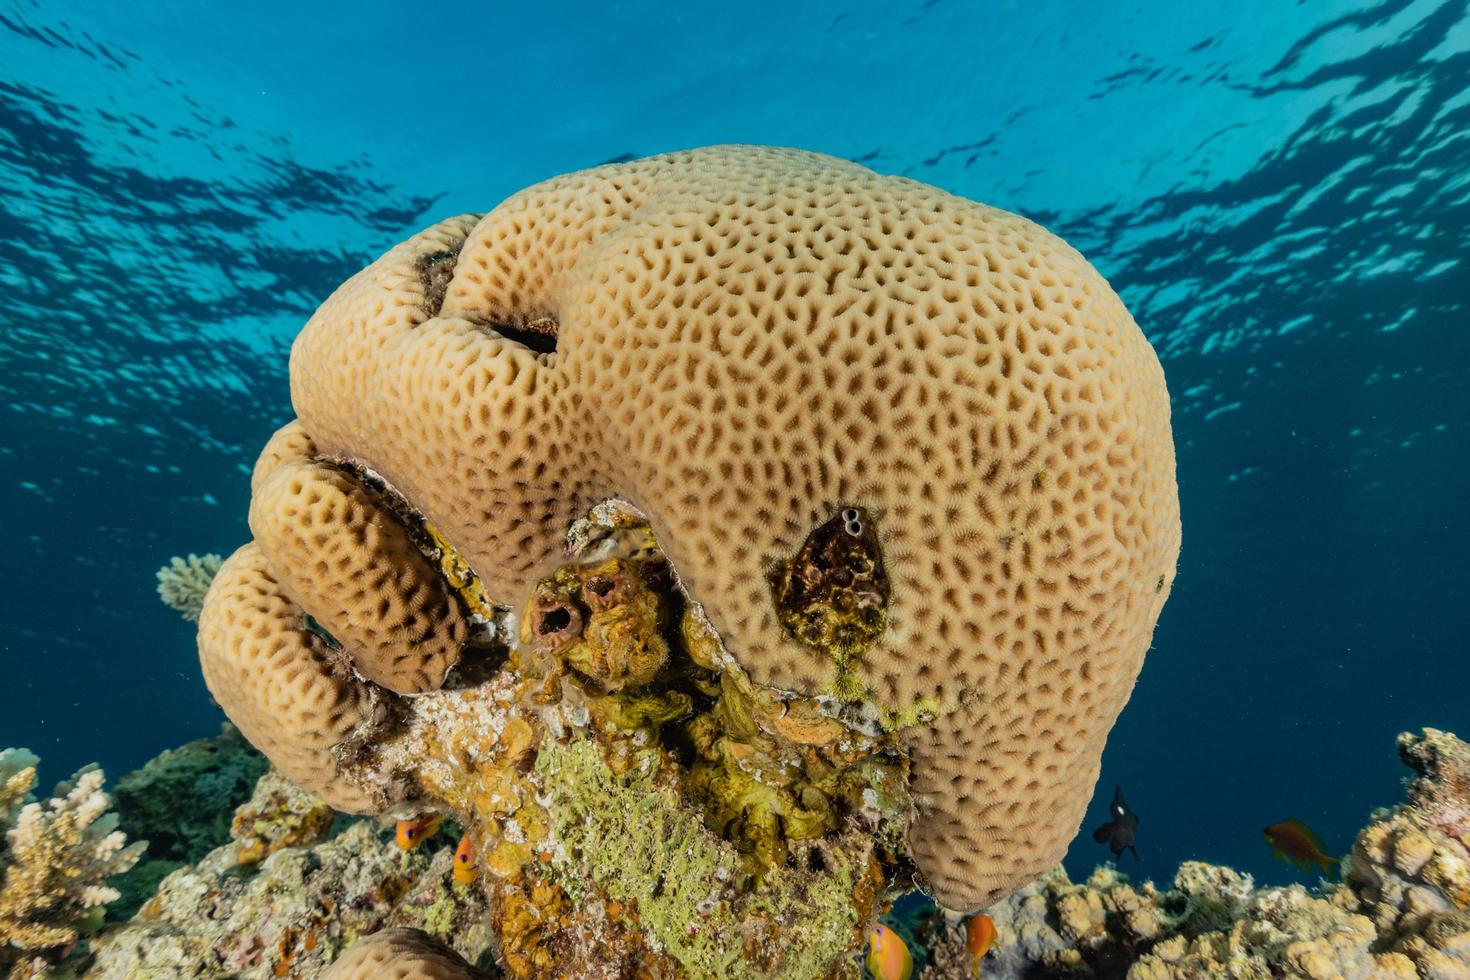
[4,147,1464,977]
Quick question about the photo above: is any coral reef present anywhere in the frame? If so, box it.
[906,727,1470,979]
[109,726,268,919]
[63,726,1464,977]
[85,816,493,978]
[0,754,145,978]
[227,766,338,867]
[156,554,223,622]
[197,146,1180,949]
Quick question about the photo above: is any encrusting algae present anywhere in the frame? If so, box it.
[335,505,912,977]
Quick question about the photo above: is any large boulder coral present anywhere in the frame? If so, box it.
[196,143,1179,973]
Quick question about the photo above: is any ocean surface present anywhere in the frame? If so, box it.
[0,0,1465,892]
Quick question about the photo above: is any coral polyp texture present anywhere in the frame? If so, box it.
[196,143,1179,971]
[197,543,382,814]
[321,927,490,980]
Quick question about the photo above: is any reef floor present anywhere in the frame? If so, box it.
[2,725,1465,978]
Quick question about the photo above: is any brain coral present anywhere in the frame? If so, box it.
[248,457,467,695]
[246,145,1177,911]
[197,543,381,813]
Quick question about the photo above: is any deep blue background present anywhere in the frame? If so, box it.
[1,0,1466,890]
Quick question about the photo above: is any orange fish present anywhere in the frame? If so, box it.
[452,832,478,885]
[1264,819,1339,876]
[965,913,996,976]
[864,923,912,980]
[394,813,443,851]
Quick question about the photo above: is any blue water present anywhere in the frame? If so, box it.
[1,0,1466,893]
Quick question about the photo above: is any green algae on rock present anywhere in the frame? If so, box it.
[536,737,883,980]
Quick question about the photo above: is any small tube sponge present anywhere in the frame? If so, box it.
[322,928,489,980]
[197,543,381,813]
[248,458,467,695]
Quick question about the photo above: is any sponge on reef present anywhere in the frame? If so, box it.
[196,543,381,814]
[322,927,490,980]
[248,458,466,695]
[283,146,1178,909]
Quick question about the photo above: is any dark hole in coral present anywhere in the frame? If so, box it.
[416,248,461,317]
[538,607,572,634]
[489,314,559,355]
[587,577,615,598]
[807,847,827,873]
[442,643,510,688]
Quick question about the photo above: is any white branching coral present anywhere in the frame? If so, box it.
[0,759,146,972]
[0,749,37,827]
[155,553,223,622]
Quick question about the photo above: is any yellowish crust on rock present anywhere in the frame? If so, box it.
[197,543,379,814]
[249,458,466,695]
[274,145,1178,912]
[322,927,489,979]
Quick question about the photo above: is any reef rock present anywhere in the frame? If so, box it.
[109,725,268,919]
[915,727,1469,979]
[85,818,493,979]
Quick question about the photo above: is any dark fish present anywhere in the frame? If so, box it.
[1091,786,1140,859]
[1264,819,1339,876]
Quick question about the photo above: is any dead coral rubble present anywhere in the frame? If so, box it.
[85,817,493,979]
[919,727,1470,979]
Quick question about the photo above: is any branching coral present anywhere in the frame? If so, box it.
[0,757,145,976]
[155,553,223,622]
